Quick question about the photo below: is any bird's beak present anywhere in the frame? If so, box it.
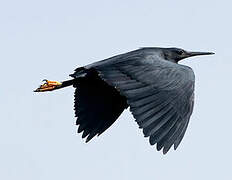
[186,51,215,58]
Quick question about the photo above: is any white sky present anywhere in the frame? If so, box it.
[1,0,232,179]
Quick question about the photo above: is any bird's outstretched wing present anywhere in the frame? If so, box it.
[94,57,195,154]
[73,70,128,142]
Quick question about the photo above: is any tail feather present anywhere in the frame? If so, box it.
[70,67,87,78]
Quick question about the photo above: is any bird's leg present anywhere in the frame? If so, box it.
[34,79,62,92]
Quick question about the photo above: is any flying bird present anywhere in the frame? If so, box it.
[34,47,214,154]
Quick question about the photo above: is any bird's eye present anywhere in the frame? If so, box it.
[177,50,184,55]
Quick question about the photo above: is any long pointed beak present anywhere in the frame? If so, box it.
[186,51,215,58]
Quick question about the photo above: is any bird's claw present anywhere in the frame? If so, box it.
[34,79,62,92]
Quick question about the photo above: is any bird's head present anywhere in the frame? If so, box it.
[162,48,214,63]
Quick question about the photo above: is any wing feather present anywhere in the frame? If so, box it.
[93,53,195,154]
[71,48,195,154]
[73,70,128,142]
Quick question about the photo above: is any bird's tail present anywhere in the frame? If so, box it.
[34,79,76,92]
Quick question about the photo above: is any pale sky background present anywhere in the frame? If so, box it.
[1,0,232,179]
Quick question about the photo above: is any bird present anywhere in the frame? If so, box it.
[34,47,214,154]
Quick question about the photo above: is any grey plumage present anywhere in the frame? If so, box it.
[70,47,213,154]
[36,47,214,154]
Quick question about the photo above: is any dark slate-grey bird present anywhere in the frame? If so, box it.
[34,47,214,154]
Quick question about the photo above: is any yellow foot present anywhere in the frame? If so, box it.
[34,79,62,92]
